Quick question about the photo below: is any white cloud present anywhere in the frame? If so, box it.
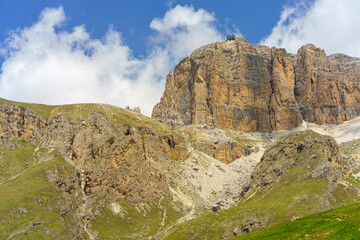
[262,0,360,57]
[0,5,222,116]
[150,5,222,64]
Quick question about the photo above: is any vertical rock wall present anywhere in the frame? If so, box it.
[152,38,360,132]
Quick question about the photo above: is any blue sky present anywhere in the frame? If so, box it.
[0,0,289,58]
[0,0,359,116]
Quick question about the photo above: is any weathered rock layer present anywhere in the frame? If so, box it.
[153,38,360,132]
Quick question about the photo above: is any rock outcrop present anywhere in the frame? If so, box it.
[0,102,45,140]
[241,130,344,196]
[43,112,181,204]
[181,125,254,164]
[153,38,360,132]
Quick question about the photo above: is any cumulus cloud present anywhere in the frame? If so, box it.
[150,5,222,64]
[262,0,360,57]
[0,5,222,116]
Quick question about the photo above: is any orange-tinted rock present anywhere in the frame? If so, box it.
[41,112,189,204]
[153,39,360,132]
[295,44,360,124]
[0,102,45,140]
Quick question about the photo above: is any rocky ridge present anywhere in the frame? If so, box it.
[153,38,360,132]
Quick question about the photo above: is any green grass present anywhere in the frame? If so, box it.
[0,141,37,182]
[50,103,176,134]
[0,141,50,183]
[280,129,331,143]
[92,199,184,239]
[346,174,360,186]
[236,202,360,240]
[0,154,79,239]
[165,182,355,240]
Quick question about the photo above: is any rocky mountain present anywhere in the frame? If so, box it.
[2,38,360,240]
[153,38,360,132]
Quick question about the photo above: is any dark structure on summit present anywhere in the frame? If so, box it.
[226,34,235,41]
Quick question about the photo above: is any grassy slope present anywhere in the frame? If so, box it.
[92,199,184,239]
[0,153,78,239]
[236,202,360,240]
[0,141,37,182]
[0,141,52,183]
[163,177,353,240]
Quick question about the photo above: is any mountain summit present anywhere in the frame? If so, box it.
[153,38,360,132]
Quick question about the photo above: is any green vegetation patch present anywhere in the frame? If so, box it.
[236,202,360,240]
[164,176,334,239]
[340,139,360,155]
[0,155,78,239]
[92,198,184,239]
[50,103,180,136]
[0,141,37,182]
[0,140,50,184]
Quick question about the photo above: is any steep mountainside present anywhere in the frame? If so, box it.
[164,131,360,239]
[153,38,360,132]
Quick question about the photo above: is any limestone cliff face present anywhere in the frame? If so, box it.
[152,38,360,132]
[0,102,45,140]
[41,112,183,204]
[295,45,360,124]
